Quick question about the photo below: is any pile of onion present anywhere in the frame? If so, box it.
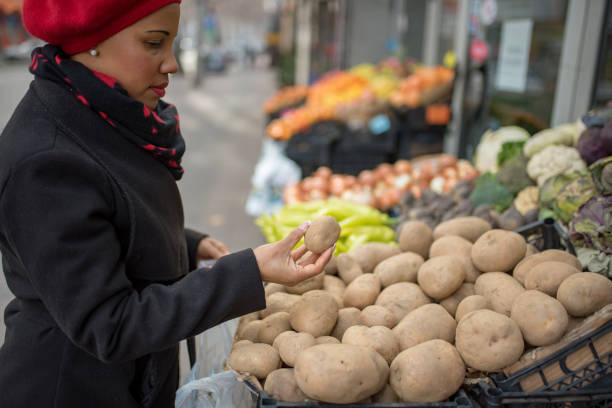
[283,154,479,210]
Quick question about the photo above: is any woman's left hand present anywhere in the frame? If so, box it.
[197,236,230,262]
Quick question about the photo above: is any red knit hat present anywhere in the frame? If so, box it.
[23,0,182,55]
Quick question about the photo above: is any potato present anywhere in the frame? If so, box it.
[304,215,340,254]
[429,235,473,258]
[433,216,492,242]
[557,272,612,317]
[371,384,399,403]
[417,255,466,300]
[290,290,339,337]
[474,272,525,316]
[349,242,401,274]
[343,274,381,309]
[285,272,324,295]
[375,282,431,322]
[336,253,363,284]
[232,340,253,350]
[238,320,263,342]
[315,336,340,345]
[260,292,301,319]
[390,339,465,403]
[511,290,568,346]
[264,283,286,297]
[324,255,338,275]
[258,312,292,345]
[330,307,362,340]
[360,305,397,328]
[392,304,456,350]
[439,283,475,317]
[294,344,389,403]
[278,332,317,367]
[471,230,526,272]
[373,252,423,287]
[456,255,481,283]
[264,368,309,403]
[455,295,489,322]
[342,325,400,364]
[398,221,433,258]
[272,330,296,350]
[228,343,282,379]
[455,309,524,371]
[513,249,582,285]
[523,261,579,296]
[322,274,345,296]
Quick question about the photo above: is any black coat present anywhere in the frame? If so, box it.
[0,77,266,407]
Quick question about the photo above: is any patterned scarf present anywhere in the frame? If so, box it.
[29,44,185,180]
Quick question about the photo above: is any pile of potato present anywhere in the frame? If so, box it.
[229,216,612,404]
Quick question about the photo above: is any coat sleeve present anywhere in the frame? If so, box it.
[184,228,207,270]
[0,150,266,364]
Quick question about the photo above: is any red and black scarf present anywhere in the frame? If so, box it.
[29,44,185,180]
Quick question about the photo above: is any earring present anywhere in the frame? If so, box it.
[89,49,99,56]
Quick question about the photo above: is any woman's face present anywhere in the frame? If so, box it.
[72,4,180,109]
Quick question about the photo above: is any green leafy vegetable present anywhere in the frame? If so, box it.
[469,173,514,212]
[497,141,526,167]
[569,195,612,254]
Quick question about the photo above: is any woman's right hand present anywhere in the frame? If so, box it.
[253,221,334,286]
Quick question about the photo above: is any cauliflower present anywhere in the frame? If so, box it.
[514,186,539,215]
[474,126,530,173]
[523,120,584,158]
[526,145,586,186]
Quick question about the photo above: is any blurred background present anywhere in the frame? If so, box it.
[1,0,611,382]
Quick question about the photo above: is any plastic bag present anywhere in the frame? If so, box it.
[175,371,258,408]
[175,318,258,408]
[245,139,301,217]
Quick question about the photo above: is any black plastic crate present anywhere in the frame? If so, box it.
[467,318,612,407]
[396,127,446,160]
[329,119,400,175]
[490,319,612,394]
[257,389,475,408]
[513,218,576,255]
[286,120,345,177]
[474,381,612,408]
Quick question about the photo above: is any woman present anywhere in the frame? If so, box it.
[0,1,333,407]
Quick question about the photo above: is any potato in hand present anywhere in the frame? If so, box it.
[304,215,340,254]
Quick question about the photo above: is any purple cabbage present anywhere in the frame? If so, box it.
[569,195,612,254]
[576,127,608,165]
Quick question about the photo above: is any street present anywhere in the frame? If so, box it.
[0,59,275,381]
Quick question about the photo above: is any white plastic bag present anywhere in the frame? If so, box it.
[175,371,258,408]
[175,318,258,408]
[245,139,301,217]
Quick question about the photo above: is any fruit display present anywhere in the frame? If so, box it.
[282,154,479,211]
[266,60,430,141]
[263,86,309,115]
[389,66,454,110]
[231,218,612,404]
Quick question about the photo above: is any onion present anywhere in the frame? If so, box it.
[309,189,328,200]
[383,173,397,186]
[358,170,376,187]
[301,177,316,192]
[344,175,357,189]
[442,167,458,179]
[310,176,328,191]
[314,166,332,179]
[329,175,347,196]
[394,159,412,174]
[438,154,457,168]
